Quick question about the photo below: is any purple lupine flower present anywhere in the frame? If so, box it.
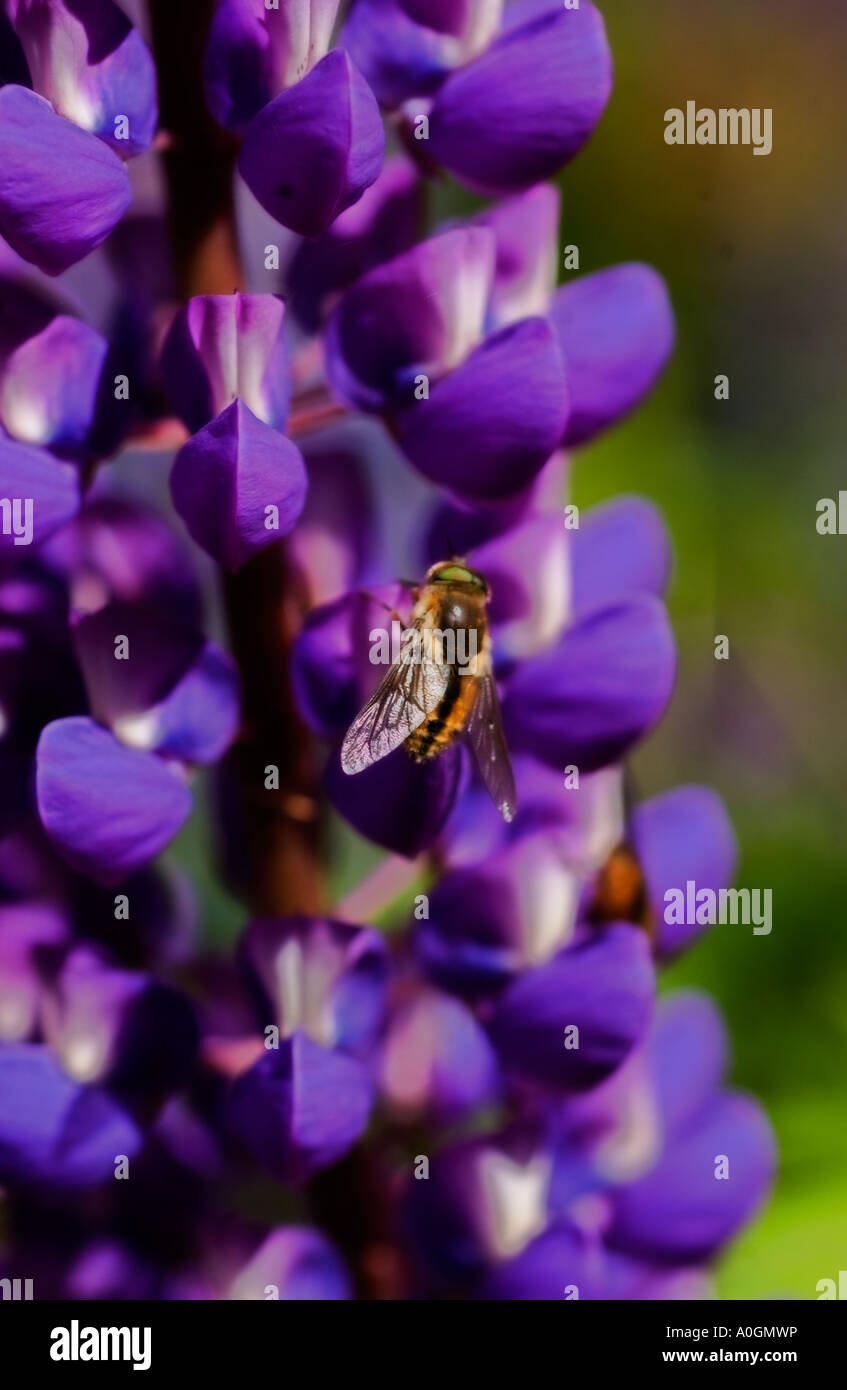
[163,294,308,570]
[324,225,673,498]
[223,914,387,1181]
[161,293,292,434]
[205,0,342,133]
[238,47,385,237]
[291,503,675,852]
[324,227,495,412]
[39,944,197,1095]
[228,1225,351,1300]
[0,0,776,1305]
[170,400,308,571]
[238,914,389,1056]
[33,569,239,885]
[0,85,131,274]
[35,715,194,885]
[228,1030,374,1183]
[548,264,676,446]
[487,923,655,1089]
[630,786,738,958]
[0,312,124,463]
[0,901,66,1042]
[7,0,158,156]
[380,986,500,1125]
[563,993,777,1268]
[0,432,80,547]
[343,1,611,192]
[285,155,424,333]
[42,495,203,627]
[426,3,613,195]
[0,1042,142,1188]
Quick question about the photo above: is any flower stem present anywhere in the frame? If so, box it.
[149,0,325,917]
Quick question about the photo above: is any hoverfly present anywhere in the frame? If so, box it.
[341,560,517,822]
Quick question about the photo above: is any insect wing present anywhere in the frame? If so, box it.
[465,672,517,822]
[341,623,450,774]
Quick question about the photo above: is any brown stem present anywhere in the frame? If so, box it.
[221,544,325,916]
[149,0,324,916]
[148,0,242,297]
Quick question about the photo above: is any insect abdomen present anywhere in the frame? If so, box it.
[405,675,476,762]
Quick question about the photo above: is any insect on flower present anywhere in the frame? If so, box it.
[341,560,517,821]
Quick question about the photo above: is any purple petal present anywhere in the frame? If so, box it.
[205,0,341,132]
[76,621,240,768]
[160,293,292,435]
[0,85,131,275]
[606,1091,777,1264]
[204,0,277,133]
[228,1030,373,1182]
[428,3,612,194]
[40,945,197,1094]
[556,989,731,1186]
[287,155,424,333]
[324,227,495,412]
[0,902,66,1042]
[397,0,486,38]
[291,584,410,737]
[478,1223,620,1301]
[468,511,570,657]
[64,1240,159,1301]
[395,317,568,500]
[326,740,461,858]
[572,496,672,618]
[649,991,730,1139]
[380,989,499,1124]
[418,833,581,998]
[0,313,122,463]
[489,923,655,1089]
[0,1041,142,1188]
[169,400,308,572]
[292,592,367,738]
[632,786,738,958]
[339,0,454,109]
[444,757,622,875]
[405,1132,555,1278]
[503,595,676,773]
[238,48,385,238]
[477,183,560,328]
[8,0,158,155]
[140,642,241,767]
[43,494,203,626]
[239,916,388,1055]
[0,433,80,550]
[549,264,675,446]
[229,1226,351,1301]
[36,716,193,885]
[288,436,379,605]
[71,601,204,729]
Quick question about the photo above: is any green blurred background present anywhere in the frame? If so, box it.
[563,0,847,1298]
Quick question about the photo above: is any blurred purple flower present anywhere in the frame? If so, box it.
[0,312,124,463]
[0,1041,142,1188]
[228,1030,373,1183]
[228,1225,351,1300]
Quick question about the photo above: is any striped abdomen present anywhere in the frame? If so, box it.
[405,672,479,762]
